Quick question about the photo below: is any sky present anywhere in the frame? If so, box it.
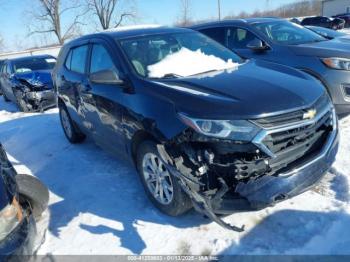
[0,0,297,52]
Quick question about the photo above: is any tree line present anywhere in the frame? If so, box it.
[0,0,323,52]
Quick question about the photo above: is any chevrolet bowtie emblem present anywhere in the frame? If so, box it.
[303,109,317,120]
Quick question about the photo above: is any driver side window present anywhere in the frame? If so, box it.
[226,27,258,49]
[90,44,116,74]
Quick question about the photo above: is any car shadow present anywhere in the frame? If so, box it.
[219,210,350,256]
[0,111,209,254]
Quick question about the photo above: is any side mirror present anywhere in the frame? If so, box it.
[90,69,124,85]
[247,38,269,52]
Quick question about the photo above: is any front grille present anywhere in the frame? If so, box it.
[264,110,333,171]
[252,95,334,175]
[252,93,330,128]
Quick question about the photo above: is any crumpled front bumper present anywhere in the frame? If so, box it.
[25,90,56,111]
[213,122,339,214]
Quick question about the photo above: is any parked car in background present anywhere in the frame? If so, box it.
[306,25,349,40]
[0,55,56,112]
[333,13,350,28]
[301,16,345,30]
[192,18,350,115]
[53,26,338,231]
[289,17,301,25]
[0,143,49,256]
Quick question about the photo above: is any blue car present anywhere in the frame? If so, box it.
[0,144,49,256]
[192,18,350,115]
[0,55,56,112]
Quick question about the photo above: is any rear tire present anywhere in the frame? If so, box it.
[136,140,192,216]
[59,104,85,144]
[16,174,49,221]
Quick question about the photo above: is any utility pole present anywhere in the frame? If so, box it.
[218,0,221,20]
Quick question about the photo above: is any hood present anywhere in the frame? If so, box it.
[14,70,53,89]
[146,60,325,119]
[288,39,350,58]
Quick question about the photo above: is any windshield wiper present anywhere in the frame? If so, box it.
[159,73,183,79]
[187,69,219,77]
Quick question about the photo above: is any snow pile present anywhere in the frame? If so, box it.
[148,48,239,78]
[340,28,350,35]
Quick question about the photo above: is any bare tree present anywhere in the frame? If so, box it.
[177,0,192,26]
[86,0,136,30]
[29,0,86,45]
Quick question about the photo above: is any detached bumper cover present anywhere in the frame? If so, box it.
[215,124,339,214]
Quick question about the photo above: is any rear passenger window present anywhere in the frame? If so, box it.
[66,45,88,74]
[90,44,115,73]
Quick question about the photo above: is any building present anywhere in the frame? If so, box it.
[0,45,61,60]
[322,0,350,16]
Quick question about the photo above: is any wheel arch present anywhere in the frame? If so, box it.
[130,130,160,168]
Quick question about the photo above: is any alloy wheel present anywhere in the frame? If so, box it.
[142,152,174,205]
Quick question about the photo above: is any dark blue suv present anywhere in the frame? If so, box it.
[53,26,338,230]
[192,18,350,115]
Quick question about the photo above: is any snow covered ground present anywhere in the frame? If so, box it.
[0,99,350,255]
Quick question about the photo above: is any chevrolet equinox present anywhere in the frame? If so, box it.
[53,26,339,230]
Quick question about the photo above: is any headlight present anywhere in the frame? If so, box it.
[0,202,20,241]
[178,113,260,141]
[321,58,350,71]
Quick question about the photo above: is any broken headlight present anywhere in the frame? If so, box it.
[178,113,261,141]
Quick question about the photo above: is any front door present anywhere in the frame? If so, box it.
[86,41,127,155]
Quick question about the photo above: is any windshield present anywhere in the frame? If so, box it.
[252,21,327,45]
[306,26,347,39]
[119,32,243,78]
[13,57,56,73]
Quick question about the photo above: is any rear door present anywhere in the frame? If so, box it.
[59,42,95,131]
[85,39,126,155]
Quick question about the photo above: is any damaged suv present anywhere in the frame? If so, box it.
[53,26,339,231]
[0,55,56,112]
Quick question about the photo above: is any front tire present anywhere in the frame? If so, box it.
[2,89,10,102]
[136,140,192,216]
[59,104,85,143]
